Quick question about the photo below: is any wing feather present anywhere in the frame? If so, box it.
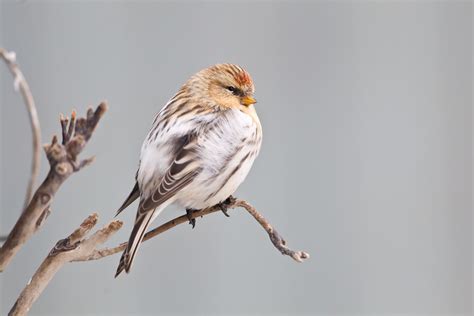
[115,133,201,276]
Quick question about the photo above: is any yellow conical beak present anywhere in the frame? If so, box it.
[241,96,257,106]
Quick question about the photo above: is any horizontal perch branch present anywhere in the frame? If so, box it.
[74,197,310,263]
[0,102,108,272]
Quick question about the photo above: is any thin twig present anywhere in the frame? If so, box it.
[74,197,310,263]
[0,48,41,210]
[0,103,108,272]
[9,214,123,316]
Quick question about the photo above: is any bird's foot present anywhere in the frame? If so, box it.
[218,196,236,217]
[186,208,197,229]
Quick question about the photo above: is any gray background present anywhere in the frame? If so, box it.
[0,1,472,315]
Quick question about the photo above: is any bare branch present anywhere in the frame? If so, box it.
[0,103,108,272]
[234,199,310,262]
[74,197,310,263]
[0,48,41,210]
[9,214,123,316]
[10,198,307,315]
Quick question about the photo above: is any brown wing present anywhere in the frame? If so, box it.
[115,134,201,277]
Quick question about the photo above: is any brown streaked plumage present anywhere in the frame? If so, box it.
[115,64,262,277]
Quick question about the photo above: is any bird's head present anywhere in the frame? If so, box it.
[189,64,256,110]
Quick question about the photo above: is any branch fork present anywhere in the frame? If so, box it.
[0,102,108,271]
[9,214,123,316]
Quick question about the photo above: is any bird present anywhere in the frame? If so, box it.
[115,64,262,277]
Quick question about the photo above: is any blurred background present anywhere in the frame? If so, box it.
[0,1,472,315]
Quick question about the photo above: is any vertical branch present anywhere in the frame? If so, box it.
[0,103,108,271]
[0,48,41,210]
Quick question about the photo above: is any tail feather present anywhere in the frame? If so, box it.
[115,251,130,277]
[115,209,156,277]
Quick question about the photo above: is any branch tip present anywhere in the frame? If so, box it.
[97,101,108,115]
[75,156,95,171]
[83,213,99,226]
[108,220,123,231]
[67,213,99,243]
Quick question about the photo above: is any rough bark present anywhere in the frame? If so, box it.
[0,103,108,271]
[9,214,123,316]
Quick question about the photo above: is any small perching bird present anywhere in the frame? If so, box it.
[115,64,262,277]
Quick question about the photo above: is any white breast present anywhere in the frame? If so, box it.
[176,109,262,209]
[138,108,262,210]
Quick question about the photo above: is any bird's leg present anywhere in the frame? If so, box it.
[186,208,197,229]
[218,195,236,217]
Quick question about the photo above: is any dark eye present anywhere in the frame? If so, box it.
[226,86,238,94]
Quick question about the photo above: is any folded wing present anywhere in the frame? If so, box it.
[115,133,201,277]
